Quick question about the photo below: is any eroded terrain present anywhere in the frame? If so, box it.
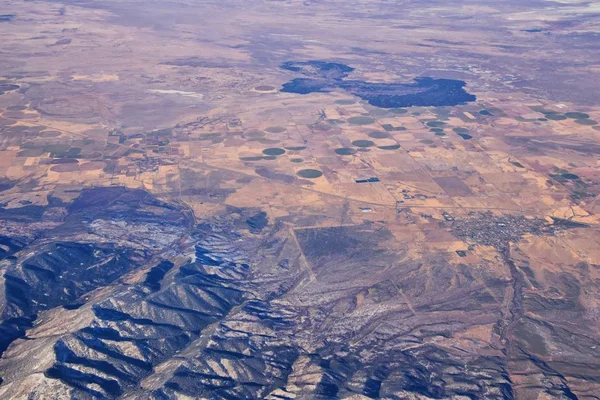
[1,0,600,399]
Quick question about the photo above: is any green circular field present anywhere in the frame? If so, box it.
[565,112,590,119]
[378,144,401,150]
[426,121,446,128]
[575,119,597,126]
[347,116,375,125]
[265,126,287,133]
[368,131,390,139]
[262,148,286,156]
[352,139,375,148]
[240,156,265,162]
[255,85,275,92]
[297,169,323,178]
[335,147,357,155]
[561,173,579,180]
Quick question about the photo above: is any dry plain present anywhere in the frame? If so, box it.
[0,0,600,399]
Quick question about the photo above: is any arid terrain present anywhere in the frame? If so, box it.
[1,0,600,399]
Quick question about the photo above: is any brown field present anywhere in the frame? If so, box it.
[1,0,600,398]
